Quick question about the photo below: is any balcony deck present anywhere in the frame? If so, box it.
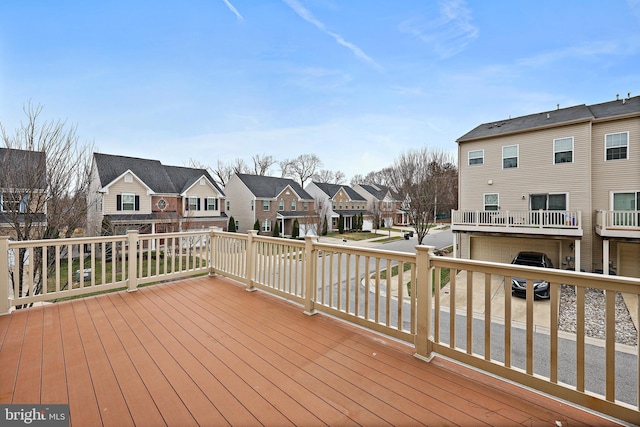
[0,275,617,426]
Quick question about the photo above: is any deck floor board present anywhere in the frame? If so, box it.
[0,275,621,426]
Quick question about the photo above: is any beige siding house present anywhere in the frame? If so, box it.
[305,182,372,231]
[87,153,227,236]
[224,174,317,236]
[454,95,640,278]
[353,183,408,226]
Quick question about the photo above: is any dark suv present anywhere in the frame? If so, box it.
[510,252,554,299]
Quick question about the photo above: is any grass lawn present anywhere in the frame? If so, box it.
[378,262,450,296]
[326,231,385,241]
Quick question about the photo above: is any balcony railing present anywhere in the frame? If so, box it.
[596,210,640,238]
[0,229,638,424]
[451,209,582,235]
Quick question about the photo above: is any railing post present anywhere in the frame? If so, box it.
[303,235,316,315]
[127,230,139,292]
[208,227,216,276]
[245,230,257,291]
[0,236,10,315]
[414,245,435,362]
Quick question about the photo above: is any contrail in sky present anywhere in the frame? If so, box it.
[222,0,243,20]
[283,0,383,71]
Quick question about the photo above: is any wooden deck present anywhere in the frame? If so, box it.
[0,275,620,426]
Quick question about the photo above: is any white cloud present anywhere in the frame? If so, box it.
[399,0,478,58]
[282,0,383,71]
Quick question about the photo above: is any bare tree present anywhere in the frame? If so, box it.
[1,102,94,307]
[251,154,276,176]
[312,169,346,184]
[211,157,248,187]
[386,148,457,245]
[281,154,323,187]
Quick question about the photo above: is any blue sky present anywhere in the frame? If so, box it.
[1,0,639,180]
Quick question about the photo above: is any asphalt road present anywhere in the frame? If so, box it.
[378,228,453,253]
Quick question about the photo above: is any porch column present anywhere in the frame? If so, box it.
[245,230,257,291]
[452,232,457,258]
[151,223,156,250]
[0,236,10,315]
[574,239,581,272]
[603,239,610,275]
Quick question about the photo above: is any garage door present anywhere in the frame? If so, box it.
[470,236,561,267]
[619,243,640,278]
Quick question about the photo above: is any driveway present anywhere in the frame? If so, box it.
[438,271,553,330]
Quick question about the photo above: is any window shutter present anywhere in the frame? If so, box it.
[185,199,189,211]
[117,195,122,211]
[204,199,208,211]
[197,198,201,211]
[135,196,140,211]
[215,199,219,211]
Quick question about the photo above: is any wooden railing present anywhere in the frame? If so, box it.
[0,229,638,424]
[452,209,582,229]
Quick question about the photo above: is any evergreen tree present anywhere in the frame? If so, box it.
[228,216,236,232]
[338,214,344,234]
[322,215,328,236]
[292,218,300,239]
[359,212,364,231]
[272,220,280,237]
[254,219,260,231]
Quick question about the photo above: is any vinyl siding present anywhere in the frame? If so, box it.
[104,178,151,214]
[224,175,259,233]
[458,121,593,270]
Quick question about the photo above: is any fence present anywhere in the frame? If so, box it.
[0,229,638,424]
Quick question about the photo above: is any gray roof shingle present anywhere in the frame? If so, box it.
[235,174,313,199]
[0,148,47,189]
[457,95,640,143]
[93,153,224,195]
[312,182,366,201]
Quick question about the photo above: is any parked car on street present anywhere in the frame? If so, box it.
[510,251,554,299]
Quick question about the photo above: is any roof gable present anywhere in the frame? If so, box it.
[235,174,312,199]
[311,182,366,201]
[93,153,224,196]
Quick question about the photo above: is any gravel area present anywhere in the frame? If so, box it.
[558,285,638,346]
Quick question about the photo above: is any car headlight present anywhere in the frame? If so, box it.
[533,281,549,290]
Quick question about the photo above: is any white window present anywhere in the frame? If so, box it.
[226,200,230,211]
[235,220,240,230]
[612,192,639,226]
[468,150,484,165]
[263,200,270,211]
[122,193,135,211]
[553,137,573,164]
[304,202,309,211]
[484,193,499,211]
[188,196,198,211]
[502,145,518,169]
[605,132,628,160]
[261,220,271,232]
[251,200,254,211]
[291,200,296,211]
[206,197,217,211]
[278,199,284,210]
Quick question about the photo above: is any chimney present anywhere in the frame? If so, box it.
[546,113,550,119]
[557,104,560,110]
[616,93,620,100]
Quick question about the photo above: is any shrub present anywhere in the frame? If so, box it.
[338,214,344,234]
[272,220,280,237]
[254,220,260,231]
[292,218,299,238]
[228,216,236,232]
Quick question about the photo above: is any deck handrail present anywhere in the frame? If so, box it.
[451,209,582,229]
[597,209,640,230]
[0,229,638,424]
